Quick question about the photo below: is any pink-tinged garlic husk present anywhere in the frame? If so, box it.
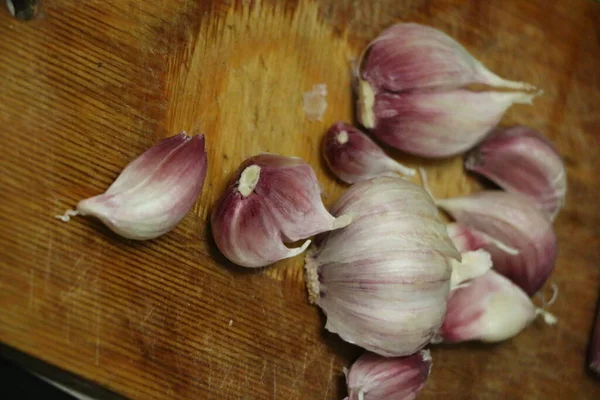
[345,350,432,400]
[446,223,519,256]
[211,154,351,268]
[437,191,557,296]
[357,88,537,158]
[465,126,567,220]
[589,297,600,375]
[322,122,415,184]
[359,23,535,94]
[435,269,556,343]
[57,133,207,240]
[305,177,491,356]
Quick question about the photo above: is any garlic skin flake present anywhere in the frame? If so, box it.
[322,122,415,184]
[302,83,328,121]
[465,126,567,220]
[59,132,207,240]
[436,269,556,343]
[359,23,535,94]
[211,154,351,268]
[305,177,468,357]
[438,191,557,296]
[345,350,432,400]
[358,87,537,158]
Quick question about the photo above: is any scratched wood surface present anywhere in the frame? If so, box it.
[0,0,599,399]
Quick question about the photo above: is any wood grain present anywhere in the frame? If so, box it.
[0,0,599,399]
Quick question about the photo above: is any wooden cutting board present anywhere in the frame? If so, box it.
[1,0,599,399]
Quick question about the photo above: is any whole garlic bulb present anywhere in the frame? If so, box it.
[305,177,488,357]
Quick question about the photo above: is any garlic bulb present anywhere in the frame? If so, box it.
[322,122,415,184]
[211,154,351,268]
[435,269,556,343]
[358,88,537,158]
[465,126,567,220]
[437,191,557,296]
[359,23,535,94]
[305,177,490,356]
[345,350,432,400]
[57,132,207,240]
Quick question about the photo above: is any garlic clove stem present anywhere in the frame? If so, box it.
[360,23,536,93]
[60,133,207,240]
[465,126,567,220]
[358,89,538,158]
[437,191,557,296]
[323,122,415,184]
[345,350,432,400]
[211,154,350,268]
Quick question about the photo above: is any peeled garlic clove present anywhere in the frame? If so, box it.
[446,223,519,255]
[359,23,535,94]
[437,269,556,343]
[437,191,557,296]
[211,154,351,268]
[358,88,537,158]
[345,350,432,400]
[305,177,465,357]
[465,126,567,220]
[322,122,415,184]
[59,133,207,240]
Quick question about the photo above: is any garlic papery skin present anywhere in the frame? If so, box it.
[211,154,351,268]
[59,132,207,240]
[437,191,557,296]
[359,23,535,94]
[446,223,519,256]
[305,177,466,356]
[345,350,432,400]
[358,89,537,158]
[322,122,415,184]
[436,269,556,343]
[465,126,567,220]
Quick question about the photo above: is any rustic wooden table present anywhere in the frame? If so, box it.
[1,0,599,399]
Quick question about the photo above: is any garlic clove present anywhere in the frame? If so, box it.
[323,122,415,184]
[437,191,557,296]
[446,223,519,255]
[358,89,538,158]
[211,154,351,268]
[305,177,464,356]
[345,350,432,400]
[465,126,567,220]
[61,133,207,240]
[359,23,535,94]
[437,269,556,343]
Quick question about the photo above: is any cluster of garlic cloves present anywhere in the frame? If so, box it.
[357,23,539,158]
[465,126,567,220]
[211,154,351,268]
[305,177,490,357]
[58,132,208,240]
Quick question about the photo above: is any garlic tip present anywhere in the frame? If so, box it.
[238,165,261,197]
[357,80,375,129]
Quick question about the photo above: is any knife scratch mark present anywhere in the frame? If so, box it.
[323,355,335,400]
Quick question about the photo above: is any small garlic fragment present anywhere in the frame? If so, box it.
[305,177,490,357]
[358,89,538,158]
[435,269,556,343]
[345,350,432,400]
[322,122,415,184]
[302,83,328,121]
[359,23,535,93]
[57,132,207,240]
[211,154,351,268]
[437,191,557,296]
[465,126,567,220]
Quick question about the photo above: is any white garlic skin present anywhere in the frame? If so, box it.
[74,133,207,240]
[211,154,350,268]
[305,177,460,356]
[345,350,432,400]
